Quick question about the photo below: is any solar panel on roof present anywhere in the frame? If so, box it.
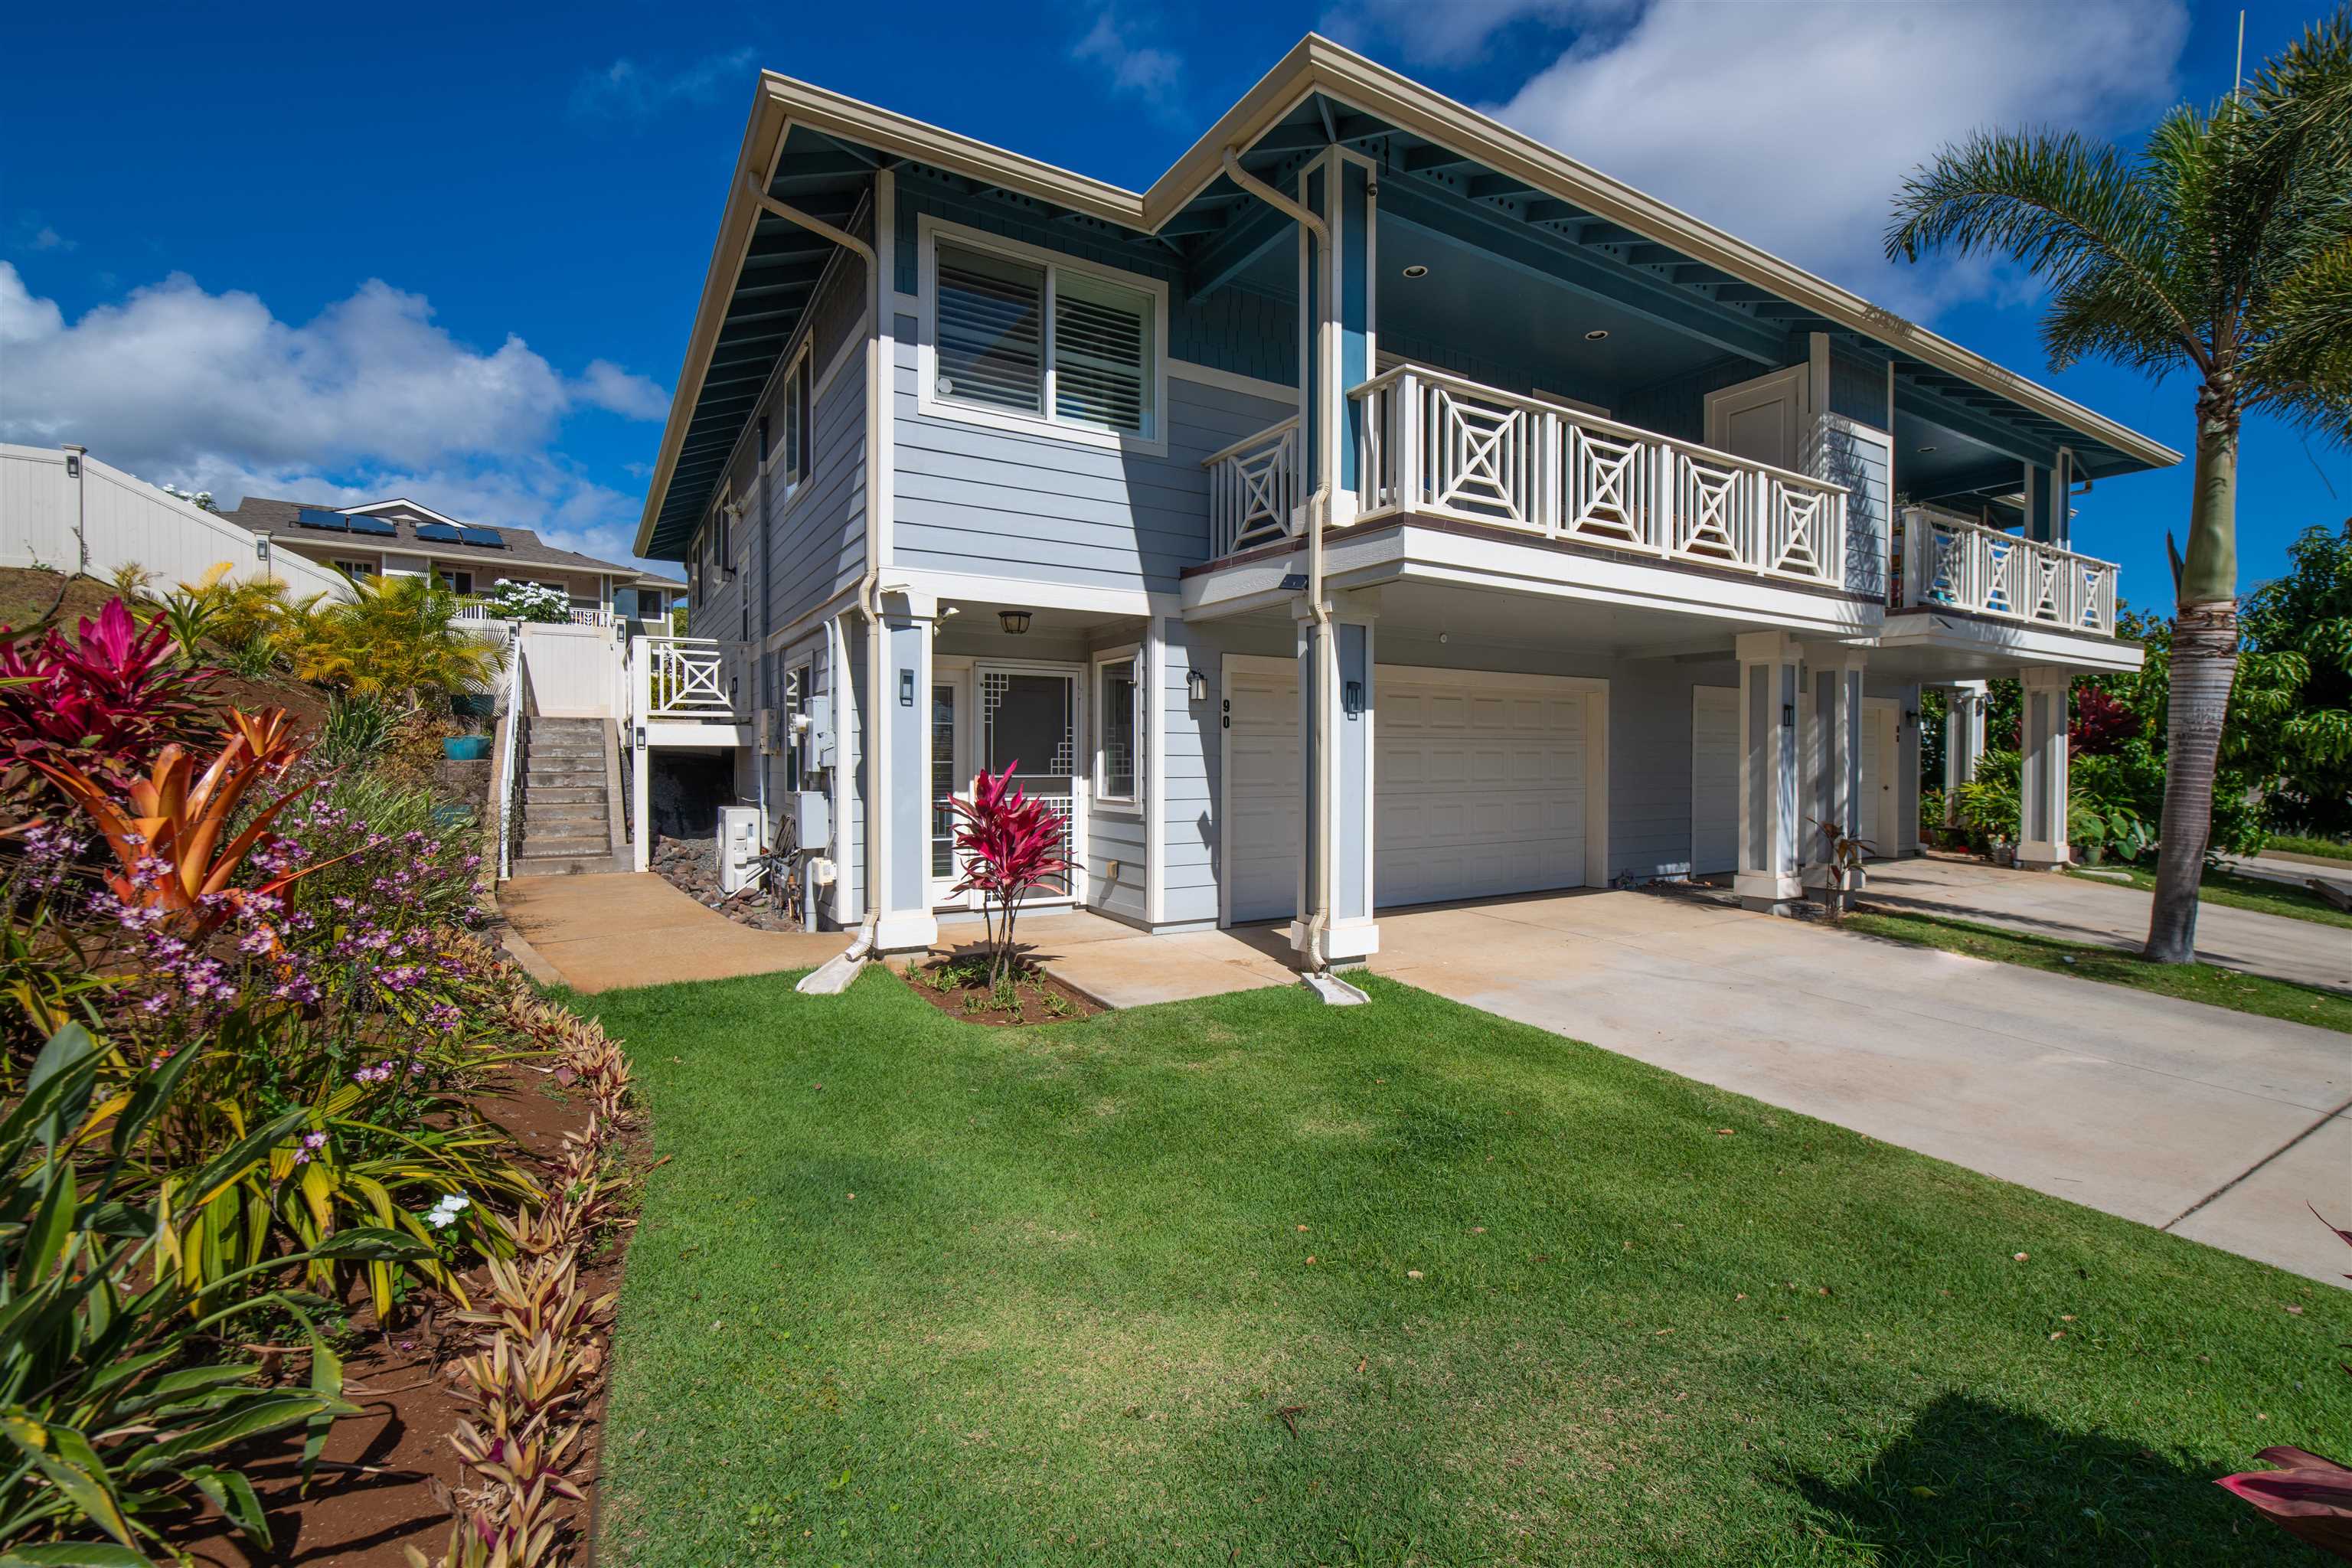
[345,514,397,537]
[413,522,463,544]
[296,508,349,531]
[456,526,505,548]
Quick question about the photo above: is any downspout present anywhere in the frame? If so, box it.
[1222,149,1339,975]
[748,140,892,985]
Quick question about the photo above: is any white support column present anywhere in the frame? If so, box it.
[872,589,940,953]
[1735,631,1806,912]
[1942,680,1987,825]
[1801,643,1867,894]
[2017,665,2072,871]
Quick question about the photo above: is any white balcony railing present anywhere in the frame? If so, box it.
[1348,364,1849,588]
[1899,506,2118,636]
[633,635,735,721]
[1201,415,1302,558]
[456,600,616,628]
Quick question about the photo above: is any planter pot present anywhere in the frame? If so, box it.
[443,736,492,761]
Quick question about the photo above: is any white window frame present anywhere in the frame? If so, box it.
[765,343,813,490]
[917,214,1170,457]
[332,558,377,579]
[1092,645,1143,813]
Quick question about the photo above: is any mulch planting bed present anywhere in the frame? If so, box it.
[900,955,1105,1025]
[168,1069,641,1567]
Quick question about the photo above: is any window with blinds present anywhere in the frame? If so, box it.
[931,234,1159,442]
[779,351,809,483]
[936,244,1045,416]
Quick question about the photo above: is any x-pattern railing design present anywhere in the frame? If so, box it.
[1900,508,2119,635]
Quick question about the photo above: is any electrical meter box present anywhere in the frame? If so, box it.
[792,789,831,854]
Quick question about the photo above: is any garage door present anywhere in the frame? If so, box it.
[1224,664,1302,923]
[1378,671,1589,908]
[1690,685,1740,874]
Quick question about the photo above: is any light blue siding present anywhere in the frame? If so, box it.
[766,345,867,639]
[893,339,1292,594]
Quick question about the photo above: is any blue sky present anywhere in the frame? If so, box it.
[2,0,2339,607]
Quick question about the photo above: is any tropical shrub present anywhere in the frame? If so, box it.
[283,574,505,714]
[480,579,572,624]
[317,690,397,768]
[947,763,1070,988]
[0,598,219,789]
[0,1022,426,1560]
[2242,521,2352,838]
[176,563,301,655]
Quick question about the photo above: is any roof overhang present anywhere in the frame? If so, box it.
[635,33,2180,560]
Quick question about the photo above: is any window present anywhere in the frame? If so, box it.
[334,559,376,580]
[1094,652,1140,807]
[437,568,473,597]
[926,224,1163,446]
[776,349,812,484]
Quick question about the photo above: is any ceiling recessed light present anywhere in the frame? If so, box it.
[1401,264,1429,279]
[1916,444,1939,453]
[1583,328,1610,341]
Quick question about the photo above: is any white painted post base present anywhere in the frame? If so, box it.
[1733,631,1805,913]
[2016,665,2072,871]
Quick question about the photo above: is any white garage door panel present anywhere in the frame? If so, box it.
[1376,674,1587,910]
[1691,686,1740,875]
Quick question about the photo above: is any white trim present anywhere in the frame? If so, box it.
[889,289,923,317]
[1090,645,1143,813]
[345,496,466,528]
[810,312,867,405]
[916,213,1171,458]
[1168,359,1297,407]
[1145,617,1168,923]
[760,339,815,488]
[884,566,1178,619]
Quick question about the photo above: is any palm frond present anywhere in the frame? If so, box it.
[1886,126,2206,368]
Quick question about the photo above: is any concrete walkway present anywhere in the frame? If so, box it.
[1862,854,2349,995]
[1364,887,2350,1285]
[929,909,1296,1007]
[500,874,848,992]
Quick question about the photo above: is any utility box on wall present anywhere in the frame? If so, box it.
[715,805,763,895]
[792,789,831,854]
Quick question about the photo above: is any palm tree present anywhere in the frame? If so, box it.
[285,573,506,714]
[1886,9,2352,962]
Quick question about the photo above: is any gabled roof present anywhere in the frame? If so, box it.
[637,32,2180,559]
[219,496,680,586]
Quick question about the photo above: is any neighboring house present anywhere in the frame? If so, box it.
[629,34,2174,963]
[218,495,681,625]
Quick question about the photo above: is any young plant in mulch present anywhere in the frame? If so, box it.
[910,763,1096,1024]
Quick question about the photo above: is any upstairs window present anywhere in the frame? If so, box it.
[925,224,1164,449]
[777,348,812,485]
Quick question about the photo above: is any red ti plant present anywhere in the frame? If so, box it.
[946,762,1070,988]
[34,706,358,936]
[0,597,217,789]
[2213,1207,2352,1560]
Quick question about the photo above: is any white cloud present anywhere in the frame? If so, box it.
[1348,0,2190,318]
[571,47,756,122]
[1071,11,1184,112]
[1321,0,1627,68]
[0,263,678,573]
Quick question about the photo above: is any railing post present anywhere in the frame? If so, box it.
[1396,372,1421,514]
[1537,410,1560,536]
[1652,445,1674,557]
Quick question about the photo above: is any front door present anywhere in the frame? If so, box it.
[979,666,1080,897]
[1859,703,1899,857]
[929,668,971,905]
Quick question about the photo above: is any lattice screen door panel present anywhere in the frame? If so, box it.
[982,670,1077,893]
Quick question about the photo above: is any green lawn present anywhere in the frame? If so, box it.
[583,970,2349,1566]
[1844,909,2352,1034]
[2262,833,2352,867]
[2066,861,2352,929]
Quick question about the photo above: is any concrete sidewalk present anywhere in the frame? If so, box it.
[1364,887,2351,1285]
[1862,854,2348,995]
[500,874,848,992]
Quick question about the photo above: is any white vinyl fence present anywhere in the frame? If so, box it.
[0,443,355,603]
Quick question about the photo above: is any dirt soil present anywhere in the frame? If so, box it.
[166,1070,633,1567]
[900,956,1105,1026]
[648,831,802,932]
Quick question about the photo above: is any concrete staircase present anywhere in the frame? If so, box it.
[514,717,629,876]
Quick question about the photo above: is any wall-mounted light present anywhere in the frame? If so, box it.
[1186,668,1208,703]
[998,609,1031,635]
[1344,679,1364,717]
[1400,263,1429,279]
[900,670,916,707]
[254,536,272,564]
[1782,702,1795,729]
[1583,328,1610,341]
[1916,444,1939,454]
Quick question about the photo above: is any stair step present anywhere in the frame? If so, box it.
[513,849,631,877]
[527,769,603,787]
[525,785,606,805]
[528,807,609,830]
[522,833,612,858]
[528,746,603,763]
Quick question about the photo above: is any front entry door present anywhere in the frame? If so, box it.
[929,670,971,905]
[979,666,1080,897]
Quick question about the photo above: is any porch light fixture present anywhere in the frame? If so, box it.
[1583,328,1610,341]
[1186,669,1208,703]
[1916,444,1939,453]
[998,609,1032,635]
[1400,264,1429,279]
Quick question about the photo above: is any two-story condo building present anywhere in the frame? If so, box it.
[632,35,2174,972]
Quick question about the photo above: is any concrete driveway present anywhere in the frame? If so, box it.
[1365,888,2351,1285]
[1861,854,2348,994]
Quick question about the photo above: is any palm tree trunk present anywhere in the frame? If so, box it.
[2145,405,2240,965]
